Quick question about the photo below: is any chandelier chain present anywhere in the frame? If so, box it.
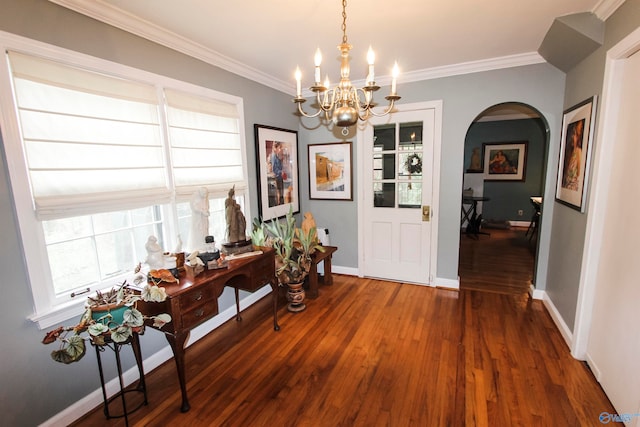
[341,0,348,44]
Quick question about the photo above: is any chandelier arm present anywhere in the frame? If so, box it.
[353,87,374,111]
[328,88,338,111]
[296,102,326,119]
[365,98,399,118]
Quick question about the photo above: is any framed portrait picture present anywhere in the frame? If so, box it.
[483,141,528,181]
[308,142,353,200]
[555,96,597,212]
[254,124,300,221]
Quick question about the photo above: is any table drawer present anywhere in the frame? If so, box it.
[252,255,275,288]
[179,287,216,312]
[181,300,218,329]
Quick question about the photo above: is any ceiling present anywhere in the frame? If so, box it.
[50,0,619,96]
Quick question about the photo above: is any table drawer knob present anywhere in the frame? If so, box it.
[193,292,203,301]
[195,308,204,317]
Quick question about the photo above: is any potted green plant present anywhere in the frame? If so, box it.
[253,207,324,311]
[42,279,172,364]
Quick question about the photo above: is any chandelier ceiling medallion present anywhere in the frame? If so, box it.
[293,0,401,136]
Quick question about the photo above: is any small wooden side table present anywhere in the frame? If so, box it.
[306,245,338,299]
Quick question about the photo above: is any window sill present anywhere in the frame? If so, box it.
[29,299,86,330]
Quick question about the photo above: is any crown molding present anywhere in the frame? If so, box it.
[399,52,546,84]
[48,0,293,94]
[592,0,627,21]
[49,0,548,97]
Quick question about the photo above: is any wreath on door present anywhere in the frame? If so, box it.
[405,153,422,175]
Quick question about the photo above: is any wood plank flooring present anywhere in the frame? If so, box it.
[73,273,618,426]
[459,227,535,295]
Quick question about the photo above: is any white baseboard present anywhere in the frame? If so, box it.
[332,265,358,276]
[529,284,545,300]
[40,286,273,427]
[585,352,602,382]
[540,291,573,349]
[434,276,460,289]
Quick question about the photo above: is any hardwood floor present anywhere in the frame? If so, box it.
[73,273,618,426]
[459,227,535,295]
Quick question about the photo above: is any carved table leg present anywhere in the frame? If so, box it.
[165,331,191,412]
[234,287,242,322]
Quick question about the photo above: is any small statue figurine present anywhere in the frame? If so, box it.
[300,211,317,242]
[225,186,247,243]
[188,187,210,252]
[145,235,164,269]
[468,147,482,172]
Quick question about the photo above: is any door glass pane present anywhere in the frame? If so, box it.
[398,182,422,208]
[374,124,395,151]
[399,122,423,150]
[373,121,423,209]
[374,182,395,207]
[399,152,423,179]
[381,153,395,179]
[398,121,423,209]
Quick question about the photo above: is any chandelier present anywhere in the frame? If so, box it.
[293,0,401,136]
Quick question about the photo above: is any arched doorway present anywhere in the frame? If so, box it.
[458,102,549,295]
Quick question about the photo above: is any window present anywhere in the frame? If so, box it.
[0,36,249,327]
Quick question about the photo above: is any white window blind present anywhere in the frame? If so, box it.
[8,51,169,219]
[164,89,244,197]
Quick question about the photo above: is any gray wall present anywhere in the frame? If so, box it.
[546,0,640,332]
[0,1,296,425]
[464,119,547,222]
[298,64,565,284]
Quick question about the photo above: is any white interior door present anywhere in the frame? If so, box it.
[359,106,437,284]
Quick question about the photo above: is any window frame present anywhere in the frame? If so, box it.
[0,32,251,328]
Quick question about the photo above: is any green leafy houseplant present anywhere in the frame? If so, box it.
[42,280,172,364]
[253,207,325,286]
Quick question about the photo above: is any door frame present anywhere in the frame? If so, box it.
[572,26,640,362]
[356,101,443,285]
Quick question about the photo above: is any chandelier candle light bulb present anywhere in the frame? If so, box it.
[295,67,302,97]
[366,46,375,85]
[391,62,399,96]
[292,0,400,136]
[314,48,322,84]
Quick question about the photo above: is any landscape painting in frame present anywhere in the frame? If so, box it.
[254,124,300,221]
[308,142,353,200]
[483,142,527,181]
[555,96,597,212]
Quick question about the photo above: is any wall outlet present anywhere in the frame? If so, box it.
[517,209,524,217]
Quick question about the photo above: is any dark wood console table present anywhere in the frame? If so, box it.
[138,247,278,413]
[306,245,337,299]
